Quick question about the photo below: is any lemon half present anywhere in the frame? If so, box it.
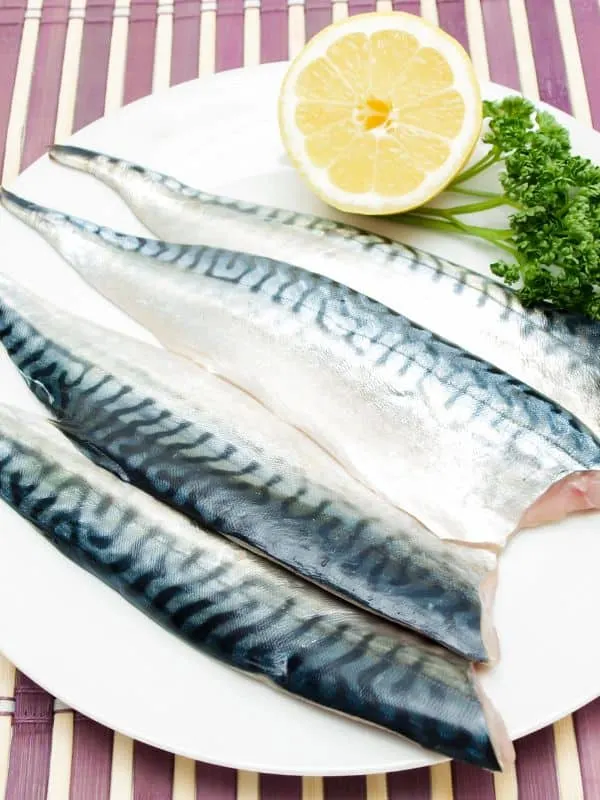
[279,12,482,215]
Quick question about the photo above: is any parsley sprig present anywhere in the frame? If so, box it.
[398,97,600,319]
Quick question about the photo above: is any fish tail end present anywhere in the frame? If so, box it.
[0,188,45,221]
[49,144,102,173]
[472,664,516,771]
[0,188,56,234]
[479,565,500,665]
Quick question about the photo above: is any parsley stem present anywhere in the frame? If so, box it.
[399,213,519,257]
[447,187,505,199]
[448,150,499,186]
[417,197,511,215]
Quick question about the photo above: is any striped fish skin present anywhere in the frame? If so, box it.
[0,274,498,662]
[0,404,513,770]
[4,189,600,549]
[49,144,600,444]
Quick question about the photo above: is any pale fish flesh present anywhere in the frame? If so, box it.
[48,145,600,445]
[0,402,513,769]
[0,273,499,662]
[4,190,600,548]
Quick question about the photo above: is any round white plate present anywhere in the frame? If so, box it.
[0,62,599,776]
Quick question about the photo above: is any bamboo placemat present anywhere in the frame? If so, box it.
[1,0,600,797]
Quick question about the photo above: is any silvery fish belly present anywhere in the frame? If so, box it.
[4,190,600,548]
[48,145,600,445]
[0,404,513,770]
[0,274,499,662]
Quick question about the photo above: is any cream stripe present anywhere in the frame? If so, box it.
[172,755,196,800]
[366,773,388,800]
[332,2,348,23]
[493,765,519,800]
[420,0,439,25]
[554,716,585,800]
[108,732,134,800]
[54,0,88,143]
[46,711,74,800]
[0,656,15,697]
[153,0,174,92]
[302,775,324,800]
[0,717,11,800]
[465,0,490,82]
[288,4,306,59]
[237,770,260,800]
[376,0,393,11]
[0,657,14,800]
[244,6,260,67]
[430,762,453,800]
[199,4,216,76]
[553,0,591,125]
[104,0,132,114]
[507,0,539,100]
[1,0,43,184]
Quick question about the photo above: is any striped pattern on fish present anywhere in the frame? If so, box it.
[0,274,497,662]
[3,188,600,548]
[48,145,600,447]
[0,403,512,770]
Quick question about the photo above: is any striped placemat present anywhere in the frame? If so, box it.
[1,1,600,797]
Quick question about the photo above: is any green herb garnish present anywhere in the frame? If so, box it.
[398,96,600,320]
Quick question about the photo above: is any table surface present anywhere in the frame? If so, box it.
[1,0,600,797]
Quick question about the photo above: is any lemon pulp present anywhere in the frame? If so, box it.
[279,13,482,214]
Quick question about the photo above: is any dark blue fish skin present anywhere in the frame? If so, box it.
[2,189,600,550]
[0,407,508,770]
[0,290,496,662]
[45,145,600,450]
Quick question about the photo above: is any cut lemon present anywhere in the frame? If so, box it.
[278,12,482,215]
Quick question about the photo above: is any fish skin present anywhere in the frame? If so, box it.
[48,144,600,444]
[3,189,600,548]
[0,403,512,770]
[0,273,498,662]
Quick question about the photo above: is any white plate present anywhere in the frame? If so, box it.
[0,62,599,776]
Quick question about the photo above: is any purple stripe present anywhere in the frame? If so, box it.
[20,0,70,171]
[570,0,600,130]
[5,673,54,800]
[392,1,420,14]
[481,0,520,90]
[215,0,244,72]
[0,0,25,178]
[72,0,114,132]
[347,0,376,14]
[133,741,174,800]
[514,727,560,800]
[323,775,367,799]
[452,761,495,800]
[524,0,571,113]
[305,0,332,41]
[69,713,113,800]
[122,0,157,106]
[387,768,430,800]
[170,0,201,86]
[196,762,237,800]
[436,0,469,53]
[574,699,600,799]
[260,774,302,800]
[260,0,288,62]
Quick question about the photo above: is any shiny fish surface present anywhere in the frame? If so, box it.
[49,145,600,444]
[0,274,498,661]
[4,190,600,548]
[0,403,513,770]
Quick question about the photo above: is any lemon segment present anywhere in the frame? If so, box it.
[278,12,482,215]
